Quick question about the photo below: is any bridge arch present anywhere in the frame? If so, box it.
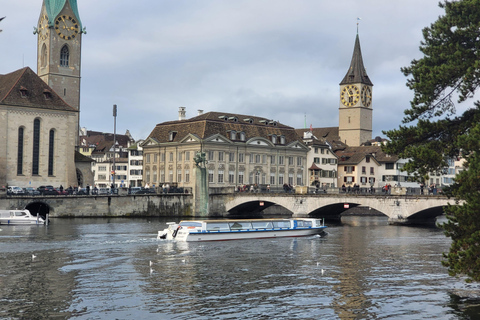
[25,201,52,219]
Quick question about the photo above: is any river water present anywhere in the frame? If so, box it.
[0,216,479,320]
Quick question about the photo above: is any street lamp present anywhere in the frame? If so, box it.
[112,104,117,192]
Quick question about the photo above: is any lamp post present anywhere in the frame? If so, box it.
[112,104,117,192]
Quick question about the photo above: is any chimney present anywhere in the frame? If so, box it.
[178,107,186,120]
[197,109,203,116]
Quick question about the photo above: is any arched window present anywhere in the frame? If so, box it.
[32,119,40,175]
[48,129,55,176]
[60,45,69,67]
[41,44,47,68]
[17,127,24,175]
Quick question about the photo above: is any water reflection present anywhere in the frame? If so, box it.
[0,217,479,319]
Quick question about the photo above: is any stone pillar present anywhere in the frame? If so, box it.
[194,166,209,216]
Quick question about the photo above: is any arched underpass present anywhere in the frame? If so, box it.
[25,201,51,220]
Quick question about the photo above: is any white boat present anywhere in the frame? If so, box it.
[0,209,46,225]
[158,218,327,242]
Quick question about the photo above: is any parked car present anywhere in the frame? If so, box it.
[76,188,87,195]
[98,188,109,195]
[129,187,142,194]
[37,185,57,195]
[136,188,156,194]
[7,186,25,195]
[24,187,40,196]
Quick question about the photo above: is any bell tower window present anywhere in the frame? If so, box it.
[41,44,47,68]
[60,45,69,67]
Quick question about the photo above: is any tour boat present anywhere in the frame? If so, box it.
[0,209,46,225]
[157,218,327,242]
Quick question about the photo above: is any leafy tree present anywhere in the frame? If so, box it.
[382,0,480,282]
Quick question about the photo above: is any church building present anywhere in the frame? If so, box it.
[0,0,85,189]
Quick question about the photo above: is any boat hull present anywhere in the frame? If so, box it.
[178,228,326,242]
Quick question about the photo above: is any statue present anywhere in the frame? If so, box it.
[194,152,207,168]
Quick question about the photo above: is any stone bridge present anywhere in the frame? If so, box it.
[219,193,454,225]
[0,192,454,225]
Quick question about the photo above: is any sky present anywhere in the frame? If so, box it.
[1,0,448,141]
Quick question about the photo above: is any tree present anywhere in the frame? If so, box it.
[382,0,480,282]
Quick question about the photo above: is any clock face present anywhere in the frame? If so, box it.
[341,85,360,107]
[54,15,79,40]
[38,15,49,40]
[361,86,372,107]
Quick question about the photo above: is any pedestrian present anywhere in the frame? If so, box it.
[86,184,90,195]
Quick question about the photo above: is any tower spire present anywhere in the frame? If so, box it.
[339,34,373,86]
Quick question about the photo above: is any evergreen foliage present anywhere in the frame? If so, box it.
[382,0,480,282]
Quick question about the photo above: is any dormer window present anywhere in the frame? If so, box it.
[270,134,277,144]
[280,135,285,144]
[43,90,52,100]
[243,118,253,124]
[230,130,236,140]
[19,86,28,98]
[228,116,238,122]
[239,132,246,141]
[168,131,177,141]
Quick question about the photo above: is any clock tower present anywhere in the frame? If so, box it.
[338,33,373,146]
[36,0,84,110]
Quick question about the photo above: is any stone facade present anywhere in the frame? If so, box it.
[142,111,309,191]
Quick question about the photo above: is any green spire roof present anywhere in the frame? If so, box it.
[340,34,373,86]
[44,0,82,29]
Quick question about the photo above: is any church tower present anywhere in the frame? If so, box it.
[35,0,84,112]
[338,33,373,146]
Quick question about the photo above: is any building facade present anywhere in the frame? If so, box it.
[142,111,309,191]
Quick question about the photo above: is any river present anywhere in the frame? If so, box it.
[0,216,479,319]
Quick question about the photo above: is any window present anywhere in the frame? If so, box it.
[218,170,224,183]
[60,45,69,67]
[280,136,285,144]
[297,157,302,166]
[370,167,375,175]
[230,131,236,140]
[271,135,277,144]
[185,151,190,161]
[270,173,275,185]
[32,119,40,175]
[41,44,47,67]
[362,166,366,174]
[314,147,318,154]
[255,155,260,163]
[238,171,244,184]
[154,153,158,162]
[278,156,284,165]
[229,171,235,183]
[270,155,276,165]
[178,152,182,162]
[238,153,244,163]
[17,127,24,175]
[249,154,254,163]
[160,171,165,183]
[208,170,214,183]
[262,155,267,164]
[146,168,150,183]
[344,166,354,173]
[48,129,55,176]
[169,152,174,162]
[208,151,214,161]
[314,157,320,164]
[185,169,190,183]
[153,166,158,182]
[218,151,224,161]
[239,132,246,141]
[360,176,368,184]
[385,163,394,170]
[229,152,235,162]
[278,173,284,185]
[288,157,294,165]
[288,173,294,185]
[146,154,151,163]
[296,174,302,186]
[177,170,182,182]
[255,171,260,184]
[168,131,177,141]
[160,152,165,162]
[169,169,173,182]
[366,156,370,163]
[321,148,325,154]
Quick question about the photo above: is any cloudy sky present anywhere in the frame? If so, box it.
[1,0,447,141]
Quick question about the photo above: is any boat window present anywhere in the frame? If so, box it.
[228,221,253,230]
[296,220,312,227]
[251,221,273,229]
[272,221,290,228]
[179,222,202,227]
[15,211,27,217]
[206,223,230,231]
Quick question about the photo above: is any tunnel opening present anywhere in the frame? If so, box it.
[25,202,51,220]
